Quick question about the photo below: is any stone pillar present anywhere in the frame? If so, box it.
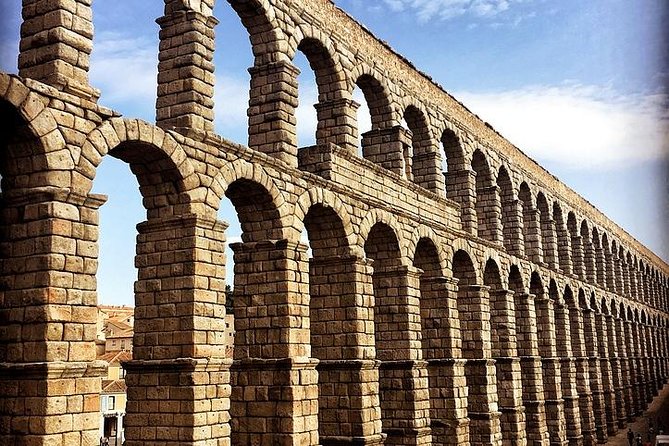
[0,189,106,446]
[445,169,477,235]
[605,253,616,293]
[156,2,218,132]
[501,200,525,257]
[541,218,559,271]
[524,207,544,265]
[489,289,526,445]
[581,308,607,443]
[568,306,596,444]
[124,214,231,446]
[607,315,627,428]
[626,320,643,417]
[476,185,503,244]
[571,235,585,281]
[514,293,550,445]
[361,126,413,180]
[614,317,633,423]
[413,150,447,197]
[248,61,300,167]
[595,312,617,435]
[644,324,658,399]
[229,239,318,445]
[314,98,360,155]
[594,247,606,290]
[555,219,573,276]
[458,285,503,446]
[420,277,470,446]
[309,255,384,445]
[535,296,568,446]
[582,242,596,285]
[19,0,99,100]
[554,303,583,446]
[373,265,432,446]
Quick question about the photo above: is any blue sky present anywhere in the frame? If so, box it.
[1,0,667,306]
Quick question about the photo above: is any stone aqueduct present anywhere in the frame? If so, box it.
[0,0,668,445]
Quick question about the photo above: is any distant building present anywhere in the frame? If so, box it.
[98,350,131,445]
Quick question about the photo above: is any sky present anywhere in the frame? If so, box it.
[1,0,667,306]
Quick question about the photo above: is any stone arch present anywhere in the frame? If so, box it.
[403,103,443,192]
[0,75,68,189]
[77,118,195,187]
[351,68,396,130]
[580,219,596,283]
[209,160,290,242]
[407,226,447,274]
[497,165,520,253]
[508,264,526,294]
[472,148,501,242]
[226,0,283,63]
[591,227,606,288]
[357,208,407,265]
[292,187,357,257]
[290,28,347,99]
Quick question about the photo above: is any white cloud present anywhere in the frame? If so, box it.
[381,0,524,22]
[454,84,669,169]
[89,32,158,120]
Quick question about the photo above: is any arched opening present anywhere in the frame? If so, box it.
[365,222,428,444]
[452,249,501,443]
[496,166,521,254]
[484,259,525,444]
[553,202,571,274]
[591,227,606,288]
[537,192,557,269]
[356,74,402,175]
[519,182,541,263]
[302,203,369,443]
[404,105,441,191]
[471,149,500,243]
[580,221,596,283]
[441,128,472,231]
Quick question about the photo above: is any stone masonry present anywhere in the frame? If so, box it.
[1,0,668,445]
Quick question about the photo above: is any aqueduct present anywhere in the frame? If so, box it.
[1,0,668,445]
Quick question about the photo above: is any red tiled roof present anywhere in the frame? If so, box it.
[102,379,127,394]
[97,350,132,364]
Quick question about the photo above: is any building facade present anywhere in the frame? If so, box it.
[0,1,668,445]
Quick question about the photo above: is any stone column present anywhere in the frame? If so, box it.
[582,240,596,285]
[568,305,596,444]
[605,253,616,293]
[476,185,503,244]
[229,239,318,445]
[607,315,627,427]
[626,320,643,416]
[373,265,432,446]
[156,2,218,132]
[458,285,503,445]
[445,169,477,235]
[571,235,585,281]
[581,308,607,442]
[615,317,633,423]
[555,219,573,276]
[309,255,384,445]
[0,189,106,446]
[594,246,606,289]
[413,149,447,197]
[515,293,550,445]
[501,200,525,257]
[362,126,413,180]
[524,207,544,265]
[314,98,360,154]
[535,296,568,446]
[554,303,583,445]
[248,60,300,167]
[124,214,231,446]
[541,218,559,271]
[19,0,99,100]
[595,312,617,435]
[420,277,470,446]
[644,324,658,398]
[489,289,526,445]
